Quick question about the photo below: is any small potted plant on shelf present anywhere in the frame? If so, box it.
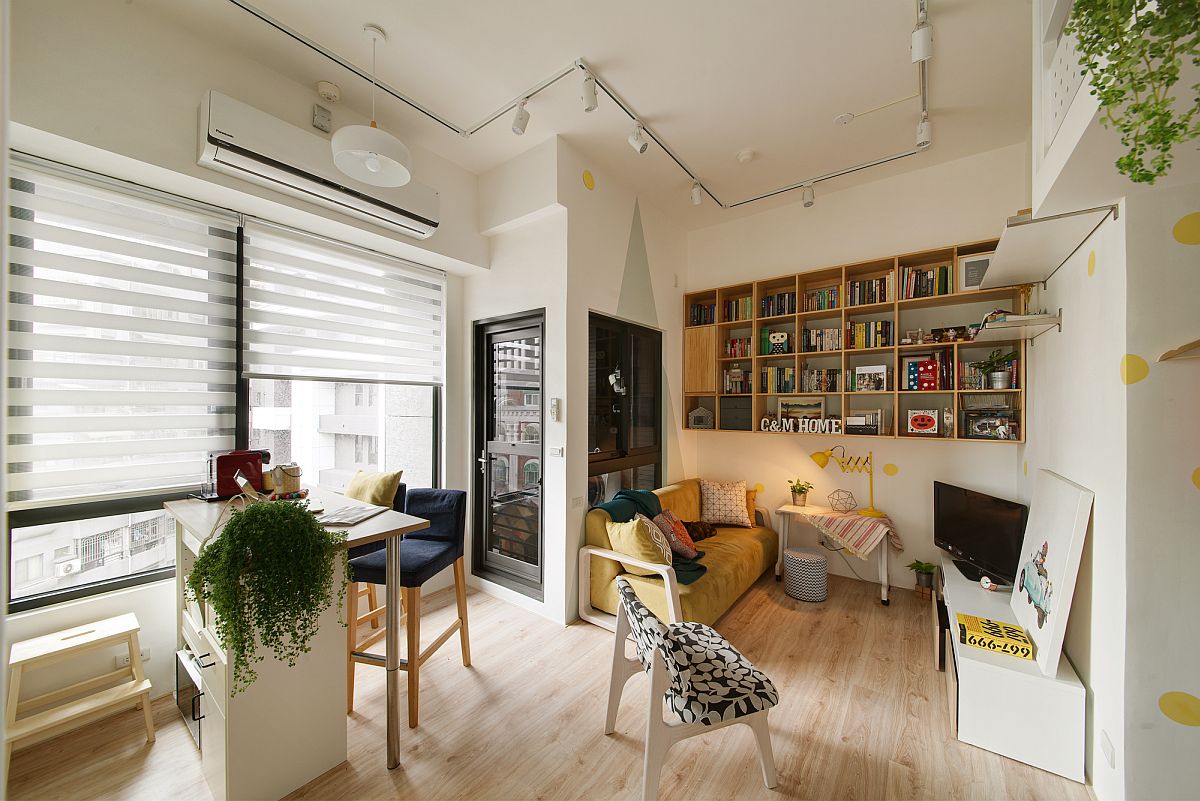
[789,480,814,506]
[907,559,936,597]
[187,500,350,694]
[970,348,1019,390]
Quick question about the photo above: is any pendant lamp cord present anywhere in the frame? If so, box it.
[370,37,377,125]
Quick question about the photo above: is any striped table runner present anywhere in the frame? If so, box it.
[799,510,903,559]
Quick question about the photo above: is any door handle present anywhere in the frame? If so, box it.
[477,449,490,474]
[194,653,216,670]
[191,693,205,721]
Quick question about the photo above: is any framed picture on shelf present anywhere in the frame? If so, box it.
[778,396,825,422]
[957,251,993,292]
[900,353,933,390]
[907,409,939,434]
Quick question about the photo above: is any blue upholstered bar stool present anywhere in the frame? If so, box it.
[345,488,470,726]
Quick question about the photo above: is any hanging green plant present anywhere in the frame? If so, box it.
[1066,0,1200,184]
[187,500,350,694]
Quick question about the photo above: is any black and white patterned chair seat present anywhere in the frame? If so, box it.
[616,578,779,726]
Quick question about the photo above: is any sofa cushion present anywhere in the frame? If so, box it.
[700,479,753,527]
[652,511,697,559]
[594,525,778,627]
[605,516,671,576]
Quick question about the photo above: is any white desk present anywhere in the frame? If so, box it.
[774,504,892,605]
[167,486,428,798]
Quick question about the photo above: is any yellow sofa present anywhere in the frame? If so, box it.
[579,478,777,629]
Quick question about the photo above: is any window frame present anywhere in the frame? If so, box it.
[6,160,446,612]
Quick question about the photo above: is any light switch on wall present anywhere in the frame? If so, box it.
[549,397,561,421]
[549,446,564,457]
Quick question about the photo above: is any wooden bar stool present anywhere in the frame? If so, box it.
[346,488,470,726]
[5,613,154,780]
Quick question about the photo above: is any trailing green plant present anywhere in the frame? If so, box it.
[1066,0,1200,184]
[970,349,1018,375]
[788,479,814,495]
[187,500,350,694]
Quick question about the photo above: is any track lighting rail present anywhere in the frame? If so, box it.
[225,0,932,210]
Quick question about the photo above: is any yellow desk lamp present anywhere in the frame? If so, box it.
[810,445,886,518]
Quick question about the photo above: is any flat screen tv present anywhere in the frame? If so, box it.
[933,481,1029,584]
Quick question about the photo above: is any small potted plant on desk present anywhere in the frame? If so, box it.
[970,348,1018,390]
[907,559,936,598]
[789,480,814,507]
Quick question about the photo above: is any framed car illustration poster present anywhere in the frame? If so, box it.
[1010,469,1095,676]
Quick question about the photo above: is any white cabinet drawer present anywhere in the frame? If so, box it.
[200,691,228,801]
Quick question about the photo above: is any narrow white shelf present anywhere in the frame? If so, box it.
[973,311,1062,343]
[981,206,1117,288]
[1159,338,1200,362]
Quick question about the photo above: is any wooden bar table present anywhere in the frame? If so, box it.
[166,484,428,795]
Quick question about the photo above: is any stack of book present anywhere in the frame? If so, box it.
[760,365,796,394]
[804,286,840,312]
[846,365,891,392]
[958,358,1019,389]
[760,291,797,318]
[900,264,951,299]
[846,274,893,306]
[723,296,754,322]
[801,327,841,352]
[903,351,954,390]
[724,336,753,358]
[845,320,893,349]
[688,302,716,326]
[722,365,751,394]
[845,409,889,435]
[800,368,839,393]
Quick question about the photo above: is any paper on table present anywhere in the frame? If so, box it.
[316,505,387,526]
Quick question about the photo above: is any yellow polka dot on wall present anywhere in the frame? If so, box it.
[1087,251,1096,276]
[1192,466,1200,491]
[1024,461,1029,476]
[882,463,898,476]
[1120,354,1150,385]
[1172,212,1200,245]
[1159,691,1200,726]
[582,170,596,191]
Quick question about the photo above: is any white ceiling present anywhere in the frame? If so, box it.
[138,0,1032,228]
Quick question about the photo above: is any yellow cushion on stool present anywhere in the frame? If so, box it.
[345,469,404,507]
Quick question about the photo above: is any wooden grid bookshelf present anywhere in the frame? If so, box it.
[683,239,1029,443]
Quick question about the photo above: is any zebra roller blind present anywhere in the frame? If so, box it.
[242,222,445,384]
[6,165,240,506]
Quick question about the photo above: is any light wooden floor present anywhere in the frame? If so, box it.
[7,574,1090,801]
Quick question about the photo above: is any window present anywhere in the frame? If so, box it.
[523,459,541,488]
[587,314,662,487]
[6,162,238,609]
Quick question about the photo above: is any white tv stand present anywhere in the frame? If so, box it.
[936,555,1085,782]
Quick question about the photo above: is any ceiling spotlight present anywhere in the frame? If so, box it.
[802,184,815,208]
[691,181,703,206]
[511,99,530,136]
[628,124,649,154]
[916,113,932,150]
[581,72,598,113]
[911,20,934,62]
[834,112,855,126]
[331,25,412,188]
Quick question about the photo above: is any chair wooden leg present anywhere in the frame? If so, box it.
[605,604,637,735]
[367,584,380,629]
[404,586,421,728]
[453,557,471,667]
[747,711,777,789]
[346,581,358,715]
[641,654,672,801]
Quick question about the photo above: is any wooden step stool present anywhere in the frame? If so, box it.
[5,613,154,770]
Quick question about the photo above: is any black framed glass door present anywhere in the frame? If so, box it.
[473,312,544,597]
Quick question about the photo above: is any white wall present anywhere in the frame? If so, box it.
[1121,182,1200,801]
[686,144,1028,588]
[1020,211,1127,799]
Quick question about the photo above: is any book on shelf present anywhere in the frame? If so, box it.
[803,286,840,312]
[958,358,1020,390]
[801,326,841,352]
[845,320,893,350]
[847,273,894,306]
[846,365,892,392]
[722,364,751,394]
[723,296,754,322]
[688,302,716,326]
[800,367,839,393]
[900,263,951,299]
[760,365,796,394]
[723,335,753,358]
[760,291,797,318]
[845,408,890,435]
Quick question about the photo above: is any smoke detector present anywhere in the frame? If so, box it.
[736,148,757,164]
[834,112,855,126]
[316,81,341,103]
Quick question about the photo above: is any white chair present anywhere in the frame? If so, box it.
[606,577,779,800]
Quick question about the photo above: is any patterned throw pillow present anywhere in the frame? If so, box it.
[700,479,753,527]
[606,515,672,576]
[682,520,718,542]
[652,512,698,559]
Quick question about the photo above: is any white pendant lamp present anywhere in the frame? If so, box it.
[332,24,412,188]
